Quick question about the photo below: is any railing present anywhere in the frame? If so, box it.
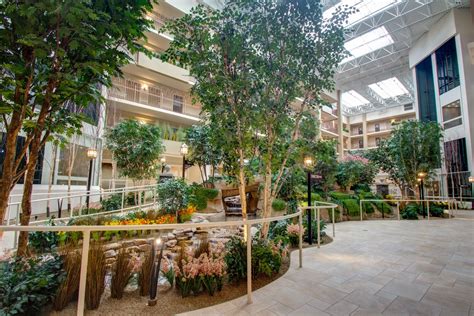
[358,198,457,221]
[366,126,392,133]
[107,77,200,118]
[0,200,341,315]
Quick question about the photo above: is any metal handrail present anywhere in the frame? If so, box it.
[0,209,316,316]
[359,198,457,221]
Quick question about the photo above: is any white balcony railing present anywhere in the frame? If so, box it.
[107,78,200,118]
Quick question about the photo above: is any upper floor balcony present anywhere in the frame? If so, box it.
[106,77,201,125]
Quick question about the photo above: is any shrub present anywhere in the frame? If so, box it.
[53,248,81,311]
[402,204,419,220]
[0,255,64,315]
[342,199,360,216]
[286,224,304,247]
[85,243,106,310]
[373,201,392,214]
[353,183,371,193]
[360,201,374,214]
[429,204,444,217]
[157,179,189,215]
[329,192,353,201]
[188,184,219,211]
[272,199,287,212]
[268,220,289,239]
[101,194,122,211]
[111,248,134,299]
[303,218,327,242]
[251,239,282,278]
[224,237,246,283]
[28,219,59,253]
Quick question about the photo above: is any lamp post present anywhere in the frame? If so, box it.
[180,143,188,179]
[469,176,474,210]
[417,172,426,218]
[160,157,166,173]
[86,148,97,209]
[148,237,165,306]
[304,156,314,245]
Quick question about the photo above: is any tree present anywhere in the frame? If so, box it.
[312,140,338,197]
[336,155,377,191]
[184,124,223,184]
[366,120,443,197]
[105,119,164,182]
[0,0,154,254]
[162,0,352,222]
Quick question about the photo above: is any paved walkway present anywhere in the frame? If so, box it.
[181,219,474,316]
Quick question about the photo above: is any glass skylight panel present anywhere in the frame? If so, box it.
[369,77,409,99]
[323,0,399,27]
[342,90,370,108]
[344,26,394,61]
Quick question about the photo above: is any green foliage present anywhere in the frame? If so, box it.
[106,119,164,181]
[251,239,282,278]
[402,203,420,220]
[28,219,59,253]
[366,121,443,194]
[302,218,327,241]
[156,178,189,214]
[185,124,223,183]
[342,199,360,217]
[100,194,122,212]
[0,255,64,315]
[0,0,155,222]
[312,140,339,194]
[429,204,444,217]
[329,192,353,201]
[268,220,290,240]
[224,237,247,284]
[272,199,287,212]
[188,184,219,211]
[336,155,377,191]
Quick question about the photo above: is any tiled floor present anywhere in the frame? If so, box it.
[180,218,474,316]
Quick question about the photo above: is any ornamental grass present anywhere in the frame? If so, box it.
[110,248,134,299]
[85,242,106,310]
[138,247,154,296]
[52,246,81,311]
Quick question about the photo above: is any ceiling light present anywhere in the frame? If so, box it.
[324,0,399,27]
[343,26,394,62]
[342,90,370,108]
[369,77,408,99]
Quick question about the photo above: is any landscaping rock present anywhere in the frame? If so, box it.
[167,232,175,239]
[125,246,140,253]
[104,243,121,251]
[104,249,117,258]
[166,239,177,248]
[139,244,151,253]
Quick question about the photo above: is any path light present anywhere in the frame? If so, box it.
[148,237,165,306]
[86,148,98,209]
[417,172,426,218]
[303,156,314,245]
[180,143,188,179]
[160,157,166,173]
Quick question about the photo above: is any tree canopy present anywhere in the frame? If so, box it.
[106,119,164,181]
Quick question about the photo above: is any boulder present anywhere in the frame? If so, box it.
[166,239,178,248]
[104,249,117,258]
[104,243,121,251]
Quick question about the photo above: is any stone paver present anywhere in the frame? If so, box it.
[180,219,474,316]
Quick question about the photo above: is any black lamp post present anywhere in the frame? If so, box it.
[417,172,426,218]
[304,156,314,245]
[86,148,97,209]
[180,143,188,179]
[148,237,165,306]
[160,157,166,173]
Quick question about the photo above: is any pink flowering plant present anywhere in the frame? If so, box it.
[286,223,304,247]
[160,258,174,287]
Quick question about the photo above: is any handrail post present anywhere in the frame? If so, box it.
[121,188,125,210]
[13,204,20,248]
[138,190,142,210]
[79,196,83,217]
[427,200,430,220]
[396,201,400,221]
[153,187,157,208]
[454,199,458,217]
[245,219,252,304]
[448,200,452,219]
[359,200,363,221]
[331,207,335,238]
[298,210,303,268]
[77,230,90,316]
[317,208,320,249]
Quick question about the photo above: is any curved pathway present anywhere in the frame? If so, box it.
[181,218,474,316]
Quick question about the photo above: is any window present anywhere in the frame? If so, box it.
[436,37,460,94]
[444,138,471,197]
[369,77,408,99]
[374,123,380,132]
[0,133,44,184]
[358,139,364,148]
[358,127,363,135]
[148,86,162,107]
[57,144,92,181]
[341,26,394,63]
[442,100,462,129]
[375,137,381,146]
[173,95,184,113]
[416,56,437,122]
[404,103,413,111]
[342,90,369,109]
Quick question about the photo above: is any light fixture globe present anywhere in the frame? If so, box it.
[180,143,188,155]
[86,148,97,159]
[160,157,166,164]
[469,176,474,183]
[303,156,314,168]
[417,172,426,178]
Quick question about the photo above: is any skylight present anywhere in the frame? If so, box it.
[324,0,399,27]
[368,77,409,99]
[343,26,394,62]
[342,90,370,108]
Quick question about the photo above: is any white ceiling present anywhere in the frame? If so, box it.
[324,0,471,115]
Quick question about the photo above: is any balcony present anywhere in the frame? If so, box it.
[107,77,200,123]
[135,52,192,84]
[366,125,392,134]
[147,13,174,40]
[321,123,338,136]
